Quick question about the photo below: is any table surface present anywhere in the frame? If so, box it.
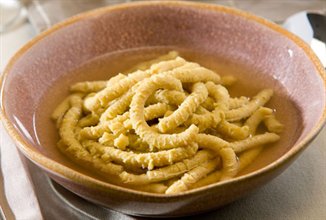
[1,7,326,220]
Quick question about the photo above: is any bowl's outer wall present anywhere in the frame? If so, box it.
[1,2,325,216]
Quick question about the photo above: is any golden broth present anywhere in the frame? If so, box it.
[35,47,302,182]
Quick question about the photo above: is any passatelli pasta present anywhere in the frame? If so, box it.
[52,51,283,194]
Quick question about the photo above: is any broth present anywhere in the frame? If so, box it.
[35,47,302,182]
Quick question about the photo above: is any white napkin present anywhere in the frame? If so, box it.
[0,124,43,220]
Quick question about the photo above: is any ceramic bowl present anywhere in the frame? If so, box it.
[1,1,325,217]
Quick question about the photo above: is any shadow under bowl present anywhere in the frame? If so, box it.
[0,1,325,217]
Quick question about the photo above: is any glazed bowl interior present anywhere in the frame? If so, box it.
[1,1,325,217]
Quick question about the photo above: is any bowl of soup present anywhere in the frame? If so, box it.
[0,1,325,217]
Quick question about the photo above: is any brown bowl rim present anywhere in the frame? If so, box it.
[0,1,325,198]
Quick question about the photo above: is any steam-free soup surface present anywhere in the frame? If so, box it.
[35,47,302,182]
